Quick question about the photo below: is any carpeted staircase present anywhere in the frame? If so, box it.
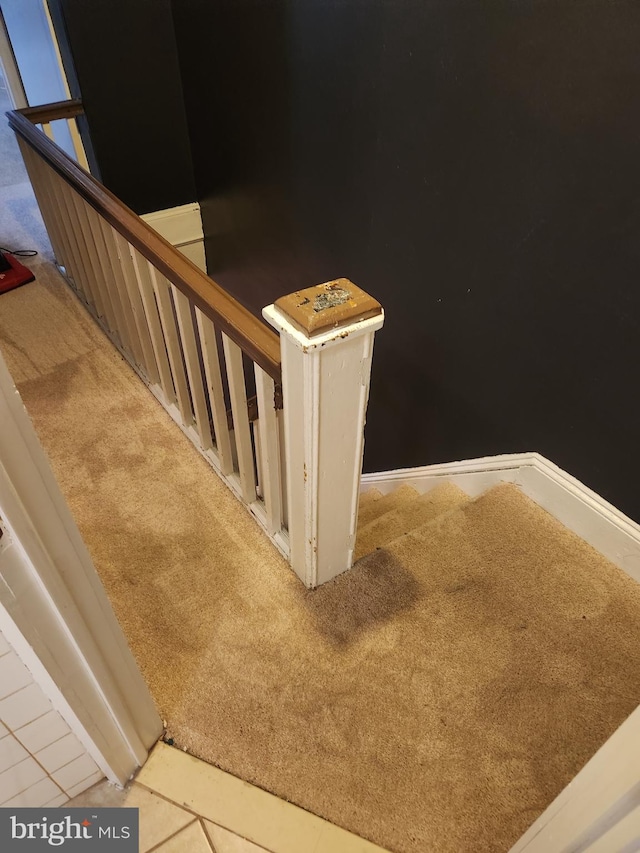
[355,481,470,561]
[2,272,640,853]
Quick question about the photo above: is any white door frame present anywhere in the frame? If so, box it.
[510,704,640,852]
[0,348,162,785]
[0,8,27,108]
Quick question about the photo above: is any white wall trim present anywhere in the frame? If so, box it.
[142,202,204,248]
[361,451,530,496]
[0,10,27,108]
[507,702,640,853]
[0,539,110,784]
[362,451,640,584]
[0,349,162,785]
[142,203,206,272]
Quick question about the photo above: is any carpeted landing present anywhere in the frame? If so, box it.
[2,273,640,853]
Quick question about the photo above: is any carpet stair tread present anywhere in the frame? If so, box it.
[356,483,420,527]
[358,487,383,508]
[354,481,470,561]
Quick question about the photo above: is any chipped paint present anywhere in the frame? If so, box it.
[313,284,352,313]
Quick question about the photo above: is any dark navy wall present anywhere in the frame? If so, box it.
[49,0,195,214]
[177,1,640,521]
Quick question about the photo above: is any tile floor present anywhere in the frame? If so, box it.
[69,742,389,853]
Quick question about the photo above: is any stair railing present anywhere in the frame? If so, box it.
[7,101,384,588]
[18,99,90,172]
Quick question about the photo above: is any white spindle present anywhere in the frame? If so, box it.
[103,232,153,374]
[51,178,96,308]
[252,420,263,498]
[127,252,176,404]
[27,153,82,291]
[74,195,120,335]
[278,410,288,530]
[38,164,85,295]
[83,207,131,353]
[222,334,257,503]
[65,189,109,322]
[81,199,121,336]
[16,141,68,274]
[148,268,192,424]
[254,367,283,535]
[54,179,97,307]
[42,122,54,140]
[171,286,213,450]
[195,310,234,475]
[107,241,159,386]
[100,225,140,359]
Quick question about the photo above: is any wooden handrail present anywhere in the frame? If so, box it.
[6,105,282,380]
[19,99,85,124]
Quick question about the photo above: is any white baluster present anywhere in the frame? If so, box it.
[254,367,283,535]
[222,334,257,504]
[171,285,213,451]
[195,310,234,475]
[148,268,192,425]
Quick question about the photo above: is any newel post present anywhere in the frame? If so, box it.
[263,279,384,588]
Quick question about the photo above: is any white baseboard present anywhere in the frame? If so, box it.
[362,452,640,583]
[175,241,206,272]
[142,202,203,245]
[361,452,529,497]
[142,203,207,272]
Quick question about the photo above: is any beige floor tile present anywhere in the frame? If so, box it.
[204,821,268,853]
[13,710,71,754]
[67,779,130,809]
[124,785,195,853]
[43,793,70,807]
[154,820,210,853]
[65,771,105,800]
[68,780,196,853]
[137,744,388,853]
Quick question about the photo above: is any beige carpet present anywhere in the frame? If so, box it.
[2,272,640,853]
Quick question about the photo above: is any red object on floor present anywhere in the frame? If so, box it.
[0,252,36,295]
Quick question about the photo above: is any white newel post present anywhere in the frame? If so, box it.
[263,279,384,588]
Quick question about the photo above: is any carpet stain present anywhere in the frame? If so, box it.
[301,550,420,646]
[2,273,640,853]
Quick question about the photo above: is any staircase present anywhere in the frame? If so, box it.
[355,481,469,561]
[3,266,640,851]
[4,98,640,853]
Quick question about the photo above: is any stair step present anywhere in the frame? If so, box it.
[354,481,469,561]
[358,487,383,508]
[357,484,420,528]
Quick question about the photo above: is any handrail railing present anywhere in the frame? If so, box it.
[9,98,385,588]
[7,105,281,380]
[18,98,85,123]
